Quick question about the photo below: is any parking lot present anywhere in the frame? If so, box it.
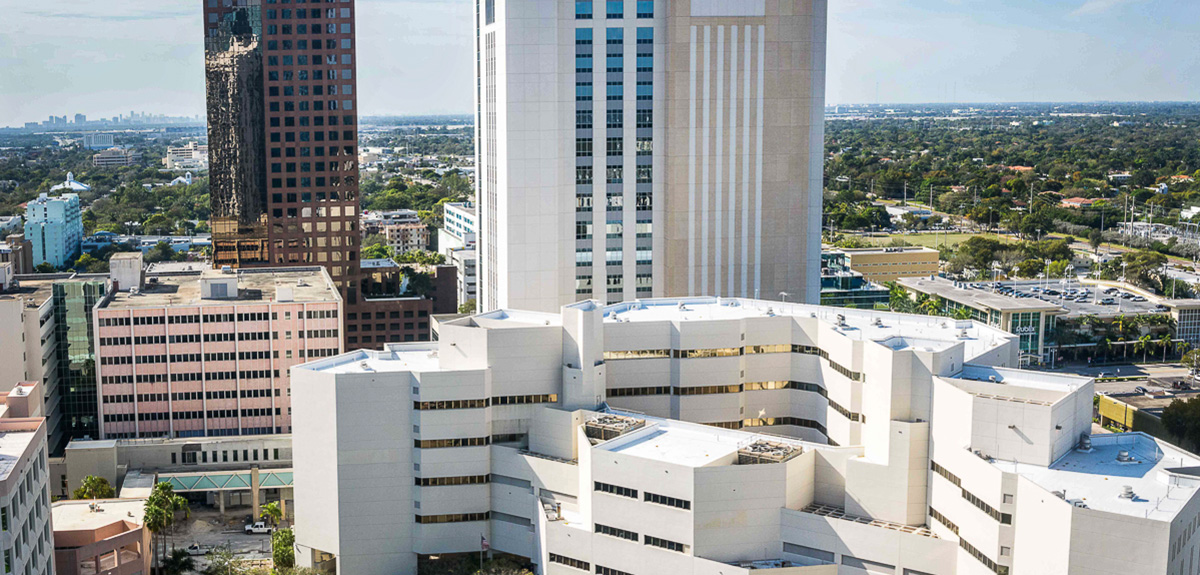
[169,508,275,572]
[953,279,1165,317]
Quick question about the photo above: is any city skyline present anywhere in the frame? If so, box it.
[2,0,1198,128]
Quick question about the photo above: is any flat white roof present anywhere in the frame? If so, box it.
[599,424,741,467]
[595,412,834,468]
[0,431,36,481]
[955,365,1091,394]
[52,499,146,531]
[297,344,443,374]
[993,433,1200,521]
[603,297,1015,359]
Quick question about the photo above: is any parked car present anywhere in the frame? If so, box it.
[1100,298,1116,305]
[185,544,213,556]
[245,521,274,535]
[1134,386,1149,395]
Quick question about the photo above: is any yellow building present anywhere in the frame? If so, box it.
[828,246,940,283]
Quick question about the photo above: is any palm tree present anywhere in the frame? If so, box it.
[1161,334,1175,362]
[1177,340,1192,362]
[1136,334,1154,364]
[145,482,190,569]
[951,307,972,320]
[263,501,283,526]
[162,548,196,575]
[919,297,942,316]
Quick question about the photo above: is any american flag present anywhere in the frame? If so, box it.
[481,534,490,551]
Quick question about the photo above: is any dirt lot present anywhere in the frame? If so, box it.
[168,507,275,572]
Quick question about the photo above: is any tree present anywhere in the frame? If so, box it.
[145,482,190,569]
[203,548,244,575]
[273,528,296,570]
[1089,229,1104,254]
[162,548,196,575]
[262,501,283,526]
[396,250,446,266]
[145,241,182,263]
[34,262,56,274]
[1162,396,1200,449]
[362,243,392,260]
[72,475,116,500]
[1135,334,1154,364]
[74,253,108,274]
[1161,334,1175,362]
[459,299,477,315]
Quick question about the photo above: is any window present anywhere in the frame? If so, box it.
[644,491,690,510]
[576,109,593,129]
[575,1,593,19]
[607,166,623,184]
[606,0,623,18]
[637,0,653,18]
[607,138,623,156]
[607,109,623,129]
[636,137,652,155]
[644,535,688,554]
[595,481,637,499]
[577,166,594,185]
[595,523,638,542]
[550,553,590,571]
[577,138,594,157]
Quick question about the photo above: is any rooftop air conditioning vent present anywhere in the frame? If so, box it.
[988,375,997,383]
[1119,485,1136,499]
[874,317,883,327]
[360,361,373,372]
[221,265,233,275]
[1117,450,1136,463]
[1077,434,1093,452]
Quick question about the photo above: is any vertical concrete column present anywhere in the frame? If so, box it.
[251,466,261,520]
[279,487,289,521]
[218,491,225,516]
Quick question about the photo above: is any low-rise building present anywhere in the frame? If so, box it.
[81,134,115,151]
[93,266,343,439]
[899,276,1065,365]
[162,142,208,171]
[361,210,420,237]
[0,234,35,275]
[446,247,477,309]
[825,246,939,283]
[385,222,430,255]
[439,202,477,253]
[51,498,149,575]
[1060,197,1096,209]
[91,148,142,168]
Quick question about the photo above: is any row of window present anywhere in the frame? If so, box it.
[413,437,490,449]
[576,109,653,130]
[929,506,959,535]
[594,481,636,499]
[414,512,489,524]
[414,475,490,487]
[575,137,653,157]
[602,345,865,381]
[960,537,1008,575]
[575,1,655,20]
[264,7,351,20]
[413,394,559,411]
[595,566,634,575]
[574,165,653,185]
[550,553,589,572]
[595,523,638,542]
[643,535,689,554]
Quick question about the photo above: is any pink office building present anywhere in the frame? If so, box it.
[94,267,342,439]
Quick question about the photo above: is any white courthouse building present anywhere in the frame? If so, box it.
[292,298,1200,575]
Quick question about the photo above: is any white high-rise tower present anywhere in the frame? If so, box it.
[475,0,827,312]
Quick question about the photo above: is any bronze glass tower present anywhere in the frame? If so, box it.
[204,0,362,299]
[203,0,457,349]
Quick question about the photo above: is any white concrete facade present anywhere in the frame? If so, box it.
[475,0,826,314]
[292,298,1200,575]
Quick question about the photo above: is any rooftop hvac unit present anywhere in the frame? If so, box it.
[221,265,233,274]
[1119,485,1136,499]
[1117,450,1135,463]
[1077,434,1092,451]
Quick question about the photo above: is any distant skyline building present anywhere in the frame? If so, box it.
[81,133,115,150]
[474,0,827,312]
[202,0,452,348]
[24,192,83,269]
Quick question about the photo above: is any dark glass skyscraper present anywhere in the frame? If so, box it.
[53,280,107,446]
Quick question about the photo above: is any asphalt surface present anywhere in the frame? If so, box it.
[952,279,1164,317]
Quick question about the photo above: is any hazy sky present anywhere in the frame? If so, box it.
[1,0,1197,127]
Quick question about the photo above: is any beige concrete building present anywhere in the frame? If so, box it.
[828,246,939,283]
[475,0,826,312]
[52,499,150,575]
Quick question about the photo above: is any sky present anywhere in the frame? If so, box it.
[0,0,1197,127]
